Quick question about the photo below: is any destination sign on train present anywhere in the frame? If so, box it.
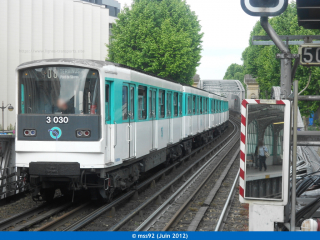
[299,45,320,65]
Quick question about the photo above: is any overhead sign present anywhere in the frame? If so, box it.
[241,0,288,17]
[299,44,320,65]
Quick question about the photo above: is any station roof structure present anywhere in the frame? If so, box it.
[297,0,320,29]
[198,79,245,99]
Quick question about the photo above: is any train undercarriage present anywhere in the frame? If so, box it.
[27,123,228,202]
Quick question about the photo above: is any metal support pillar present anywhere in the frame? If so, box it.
[280,58,292,98]
[1,101,4,132]
[260,17,293,99]
[290,80,298,231]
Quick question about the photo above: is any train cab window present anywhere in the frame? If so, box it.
[19,67,100,115]
[178,94,182,116]
[167,92,172,117]
[138,86,147,120]
[174,92,178,117]
[105,84,110,121]
[193,96,196,114]
[122,86,128,120]
[199,97,203,114]
[159,90,165,118]
[188,95,192,115]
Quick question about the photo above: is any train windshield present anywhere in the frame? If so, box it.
[19,66,100,115]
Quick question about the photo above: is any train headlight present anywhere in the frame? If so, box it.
[76,129,91,138]
[24,129,36,137]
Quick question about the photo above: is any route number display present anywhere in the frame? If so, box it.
[299,45,320,65]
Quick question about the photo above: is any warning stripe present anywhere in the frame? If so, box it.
[276,100,285,105]
[239,186,244,197]
[240,150,245,162]
[241,132,246,144]
[241,115,246,127]
[241,99,248,108]
[240,168,244,180]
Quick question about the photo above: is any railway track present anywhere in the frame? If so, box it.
[0,198,73,231]
[59,117,238,231]
[133,117,240,231]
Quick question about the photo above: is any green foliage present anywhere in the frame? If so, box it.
[223,63,245,85]
[224,2,320,116]
[107,0,203,85]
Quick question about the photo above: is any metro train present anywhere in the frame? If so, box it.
[15,59,229,201]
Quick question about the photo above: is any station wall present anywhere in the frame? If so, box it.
[0,0,110,129]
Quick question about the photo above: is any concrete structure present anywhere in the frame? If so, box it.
[244,74,259,99]
[192,74,200,88]
[198,80,245,113]
[81,0,120,23]
[0,0,111,129]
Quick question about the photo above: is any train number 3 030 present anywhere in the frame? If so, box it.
[46,116,69,124]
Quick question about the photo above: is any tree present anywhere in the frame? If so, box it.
[223,63,245,84]
[107,0,203,85]
[224,2,320,116]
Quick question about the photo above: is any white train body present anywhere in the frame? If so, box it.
[15,59,229,200]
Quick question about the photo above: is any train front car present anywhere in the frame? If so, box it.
[16,59,106,201]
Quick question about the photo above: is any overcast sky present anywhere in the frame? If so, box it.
[115,0,260,80]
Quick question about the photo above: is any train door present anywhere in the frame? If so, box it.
[149,88,157,150]
[197,96,200,132]
[179,93,183,139]
[188,95,192,135]
[167,91,173,143]
[123,83,136,159]
[105,81,112,162]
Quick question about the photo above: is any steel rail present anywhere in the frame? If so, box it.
[162,118,240,231]
[34,202,90,231]
[215,170,240,231]
[0,203,47,230]
[185,150,240,232]
[64,118,236,231]
[135,118,240,231]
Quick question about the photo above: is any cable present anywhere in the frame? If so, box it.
[299,70,312,95]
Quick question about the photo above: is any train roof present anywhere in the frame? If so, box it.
[17,58,226,100]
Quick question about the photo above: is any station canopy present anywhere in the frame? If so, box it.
[198,80,245,100]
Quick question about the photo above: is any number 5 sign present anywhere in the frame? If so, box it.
[299,45,320,65]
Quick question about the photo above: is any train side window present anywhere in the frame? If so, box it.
[193,96,196,114]
[167,92,172,117]
[203,98,206,114]
[122,86,128,120]
[138,86,147,120]
[159,90,165,118]
[188,95,192,115]
[105,84,110,121]
[200,97,203,114]
[178,94,182,116]
[174,92,178,117]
